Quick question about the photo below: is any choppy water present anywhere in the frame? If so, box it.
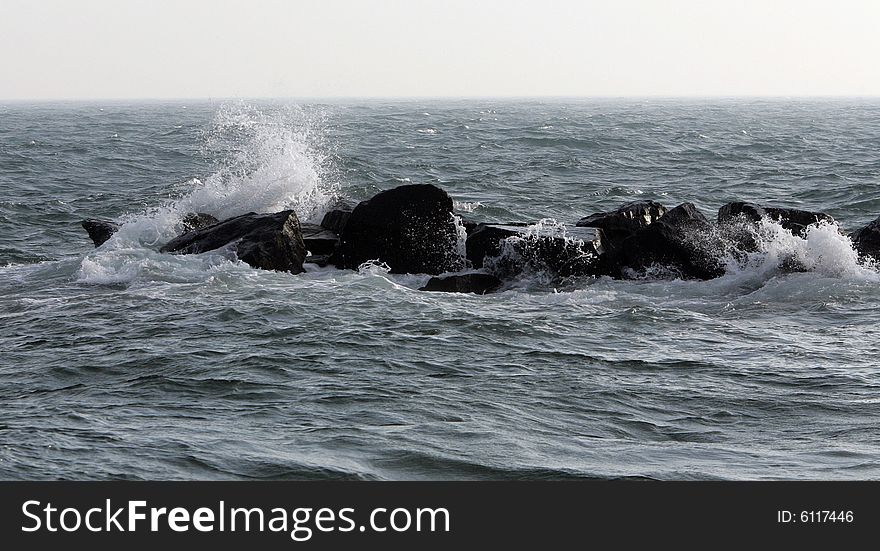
[2,99,880,480]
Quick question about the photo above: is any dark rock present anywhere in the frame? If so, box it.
[160,210,307,274]
[336,184,463,274]
[618,203,725,280]
[419,273,502,294]
[301,223,340,256]
[714,214,762,257]
[466,224,522,268]
[181,212,219,232]
[718,201,765,223]
[320,200,355,234]
[81,219,119,247]
[460,217,532,237]
[459,217,481,235]
[467,223,605,279]
[850,215,880,259]
[660,202,711,227]
[576,200,667,248]
[718,202,834,236]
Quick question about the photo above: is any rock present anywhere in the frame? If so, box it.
[301,223,340,256]
[467,223,605,279]
[181,212,219,232]
[336,184,464,274]
[160,210,307,274]
[850,215,880,259]
[466,224,522,268]
[714,213,762,257]
[319,200,355,234]
[459,217,481,236]
[576,200,667,248]
[718,202,834,236]
[81,219,119,247]
[618,203,725,280]
[419,273,502,294]
[717,201,765,223]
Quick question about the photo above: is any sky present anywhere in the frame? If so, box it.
[1,0,878,100]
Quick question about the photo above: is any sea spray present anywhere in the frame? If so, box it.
[721,218,878,281]
[357,259,392,274]
[451,214,469,271]
[77,103,336,284]
[484,219,600,284]
[191,102,336,222]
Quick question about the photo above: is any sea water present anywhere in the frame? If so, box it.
[1,98,879,480]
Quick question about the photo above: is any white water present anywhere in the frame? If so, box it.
[723,219,879,283]
[77,104,336,284]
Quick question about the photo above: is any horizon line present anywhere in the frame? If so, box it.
[3,94,880,104]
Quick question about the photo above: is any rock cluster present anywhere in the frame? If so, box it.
[82,183,879,294]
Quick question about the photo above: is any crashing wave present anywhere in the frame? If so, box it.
[77,103,336,284]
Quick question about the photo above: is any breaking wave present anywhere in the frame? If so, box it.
[723,219,877,281]
[77,104,337,284]
[482,217,879,292]
[485,219,600,286]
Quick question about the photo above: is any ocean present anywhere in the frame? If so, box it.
[1,98,879,480]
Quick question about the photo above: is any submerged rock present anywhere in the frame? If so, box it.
[576,200,667,248]
[850,215,880,260]
[467,223,605,279]
[336,184,463,274]
[618,203,725,280]
[81,219,119,247]
[718,202,834,236]
[419,273,502,294]
[181,212,219,232]
[160,210,307,274]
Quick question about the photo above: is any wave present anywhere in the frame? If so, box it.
[473,216,880,300]
[721,219,878,282]
[77,103,337,284]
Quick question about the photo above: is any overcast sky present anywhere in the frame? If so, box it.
[1,0,878,100]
